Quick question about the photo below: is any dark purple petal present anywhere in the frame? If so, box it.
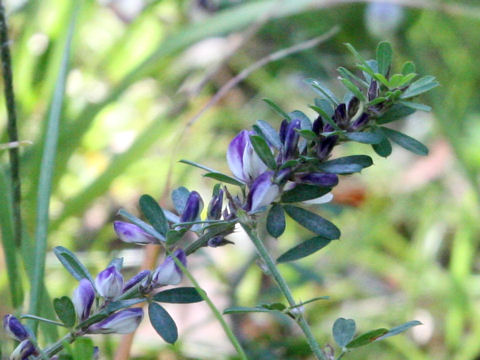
[351,113,370,130]
[333,103,347,127]
[73,279,95,321]
[246,171,280,212]
[368,80,378,101]
[312,116,323,135]
[95,266,124,300]
[88,308,143,334]
[226,130,249,181]
[3,315,28,341]
[279,119,289,143]
[317,135,337,160]
[180,191,203,223]
[208,236,234,247]
[296,173,339,187]
[207,189,224,220]
[123,270,151,293]
[114,221,156,245]
[284,119,301,159]
[348,97,360,118]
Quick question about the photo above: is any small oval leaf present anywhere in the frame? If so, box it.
[283,205,340,240]
[333,318,356,348]
[345,132,385,144]
[346,328,389,348]
[381,127,429,156]
[139,194,168,236]
[153,287,205,304]
[149,303,178,344]
[53,246,94,284]
[281,184,331,203]
[249,135,277,170]
[318,155,373,174]
[266,204,286,238]
[53,296,76,328]
[277,236,332,263]
[203,172,244,186]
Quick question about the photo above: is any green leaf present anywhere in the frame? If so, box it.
[256,120,282,148]
[314,98,334,117]
[203,172,244,186]
[376,104,416,124]
[398,101,432,112]
[179,159,216,173]
[53,246,94,285]
[261,302,287,311]
[333,318,356,348]
[401,75,439,99]
[388,74,405,88]
[104,299,146,314]
[345,131,385,144]
[223,306,278,315]
[266,204,286,238]
[401,61,416,75]
[305,79,339,106]
[277,236,332,263]
[249,135,277,169]
[139,194,168,236]
[344,43,375,77]
[166,229,187,246]
[381,127,429,156]
[148,303,178,344]
[283,205,340,239]
[376,41,393,76]
[71,338,95,360]
[346,328,389,348]
[340,78,366,102]
[309,105,341,132]
[375,320,422,341]
[281,184,331,203]
[153,287,205,303]
[172,187,190,214]
[263,98,291,120]
[297,129,318,141]
[372,73,389,87]
[337,67,369,88]
[117,209,165,240]
[372,135,392,158]
[30,3,79,332]
[318,155,373,174]
[53,297,76,328]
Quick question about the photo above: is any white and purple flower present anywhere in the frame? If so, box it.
[227,130,268,183]
[87,308,143,334]
[72,279,96,321]
[180,191,203,223]
[9,339,36,360]
[95,266,124,300]
[3,314,29,341]
[152,249,187,287]
[114,221,157,245]
[246,171,280,212]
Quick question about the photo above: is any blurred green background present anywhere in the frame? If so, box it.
[1,0,480,359]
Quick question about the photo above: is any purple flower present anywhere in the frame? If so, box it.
[10,339,36,360]
[333,103,348,128]
[180,191,203,223]
[295,173,339,187]
[351,113,370,130]
[3,315,28,341]
[227,130,267,183]
[114,221,156,245]
[95,266,124,300]
[317,136,337,160]
[368,80,378,101]
[246,171,280,212]
[73,279,95,321]
[152,249,186,287]
[283,119,301,159]
[87,308,143,334]
[123,270,151,293]
[207,188,224,220]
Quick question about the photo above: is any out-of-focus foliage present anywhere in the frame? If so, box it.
[1,0,480,359]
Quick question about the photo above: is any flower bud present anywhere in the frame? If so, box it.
[348,97,360,118]
[227,130,267,183]
[207,188,223,220]
[246,171,279,212]
[3,315,28,341]
[351,113,370,130]
[10,340,35,360]
[87,308,143,334]
[317,136,337,160]
[180,191,203,223]
[279,119,288,143]
[312,116,323,135]
[152,249,187,287]
[368,80,378,101]
[284,119,301,159]
[123,270,151,293]
[208,236,234,248]
[73,279,95,322]
[296,173,339,187]
[333,103,348,128]
[113,221,156,245]
[95,266,124,300]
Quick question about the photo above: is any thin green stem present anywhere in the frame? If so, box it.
[33,333,74,360]
[0,0,22,248]
[240,222,326,360]
[169,251,248,360]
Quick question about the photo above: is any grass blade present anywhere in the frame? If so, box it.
[29,3,79,332]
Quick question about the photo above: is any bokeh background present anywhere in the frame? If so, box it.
[1,0,480,359]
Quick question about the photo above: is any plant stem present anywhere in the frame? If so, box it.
[240,223,326,360]
[33,333,75,359]
[0,0,22,248]
[169,251,248,360]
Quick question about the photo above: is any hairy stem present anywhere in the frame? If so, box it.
[241,222,326,360]
[0,0,22,248]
